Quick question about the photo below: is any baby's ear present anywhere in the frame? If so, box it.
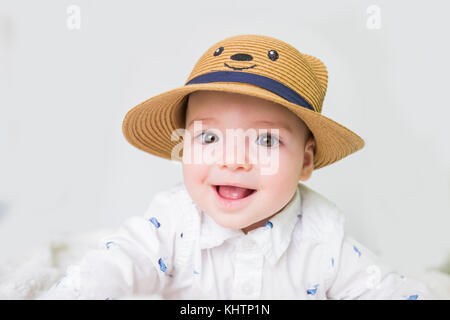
[308,134,317,156]
[302,54,328,97]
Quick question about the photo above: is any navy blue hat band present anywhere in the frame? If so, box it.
[185,71,314,112]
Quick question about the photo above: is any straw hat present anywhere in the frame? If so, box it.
[122,34,365,170]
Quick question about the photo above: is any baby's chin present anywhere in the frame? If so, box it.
[204,207,264,231]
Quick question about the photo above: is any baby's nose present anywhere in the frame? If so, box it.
[215,133,253,171]
[217,150,252,172]
[219,161,252,172]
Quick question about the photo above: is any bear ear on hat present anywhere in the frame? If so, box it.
[302,54,328,96]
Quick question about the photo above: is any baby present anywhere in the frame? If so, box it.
[39,34,434,300]
[182,90,315,235]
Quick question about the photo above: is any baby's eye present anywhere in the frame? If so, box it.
[197,131,219,144]
[256,133,280,147]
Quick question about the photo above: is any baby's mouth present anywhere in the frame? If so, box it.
[213,185,257,200]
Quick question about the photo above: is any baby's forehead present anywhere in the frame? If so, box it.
[187,92,306,131]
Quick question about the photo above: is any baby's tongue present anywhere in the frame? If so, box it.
[217,185,253,200]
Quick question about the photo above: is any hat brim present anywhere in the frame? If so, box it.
[122,82,365,170]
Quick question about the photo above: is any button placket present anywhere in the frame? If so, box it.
[232,241,264,299]
[241,281,254,295]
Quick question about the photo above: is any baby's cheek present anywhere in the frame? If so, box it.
[182,161,207,180]
[182,163,209,200]
[258,155,300,201]
[260,147,300,178]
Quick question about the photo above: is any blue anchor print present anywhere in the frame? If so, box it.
[105,241,114,249]
[353,245,362,257]
[158,258,167,272]
[331,257,335,267]
[407,294,419,300]
[149,217,161,228]
[306,283,319,295]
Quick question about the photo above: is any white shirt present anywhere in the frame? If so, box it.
[39,182,435,300]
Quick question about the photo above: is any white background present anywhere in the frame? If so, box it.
[0,0,449,276]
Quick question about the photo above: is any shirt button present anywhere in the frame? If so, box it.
[242,282,254,295]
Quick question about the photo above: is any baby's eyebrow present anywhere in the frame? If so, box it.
[186,117,216,128]
[251,120,293,133]
[186,118,292,133]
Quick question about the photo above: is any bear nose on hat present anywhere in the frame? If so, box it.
[230,53,253,61]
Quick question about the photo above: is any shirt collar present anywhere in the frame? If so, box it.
[198,183,302,266]
[198,208,244,249]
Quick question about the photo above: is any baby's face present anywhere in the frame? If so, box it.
[181,90,315,234]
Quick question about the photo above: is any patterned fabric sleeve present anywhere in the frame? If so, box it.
[37,190,178,300]
[325,235,436,300]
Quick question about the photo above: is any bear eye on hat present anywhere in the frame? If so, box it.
[122,34,365,171]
